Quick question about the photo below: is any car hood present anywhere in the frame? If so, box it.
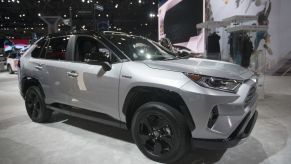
[142,58,254,81]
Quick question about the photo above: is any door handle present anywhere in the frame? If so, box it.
[34,65,43,70]
[67,71,79,78]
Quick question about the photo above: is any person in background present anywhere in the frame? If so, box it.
[254,0,273,55]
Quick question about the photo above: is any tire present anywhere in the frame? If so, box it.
[7,65,14,74]
[131,102,191,163]
[25,86,52,123]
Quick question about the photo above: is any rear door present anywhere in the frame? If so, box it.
[25,38,47,93]
[41,36,74,105]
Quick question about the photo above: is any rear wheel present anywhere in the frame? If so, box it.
[7,65,14,74]
[25,86,52,123]
[131,102,191,163]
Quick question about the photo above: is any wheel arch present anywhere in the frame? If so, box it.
[122,86,195,131]
[21,77,45,98]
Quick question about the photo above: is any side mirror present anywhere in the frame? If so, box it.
[159,38,173,50]
[101,62,112,71]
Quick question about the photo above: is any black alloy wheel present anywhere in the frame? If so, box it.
[138,114,174,156]
[25,86,52,123]
[132,102,191,163]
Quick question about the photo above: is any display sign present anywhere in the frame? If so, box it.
[4,38,29,52]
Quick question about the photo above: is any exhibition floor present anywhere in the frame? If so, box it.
[0,72,290,164]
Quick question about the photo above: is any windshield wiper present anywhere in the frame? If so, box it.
[163,57,179,61]
[178,55,191,59]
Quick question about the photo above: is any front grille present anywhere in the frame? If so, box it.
[244,86,256,107]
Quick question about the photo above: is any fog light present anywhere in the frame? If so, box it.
[207,106,219,129]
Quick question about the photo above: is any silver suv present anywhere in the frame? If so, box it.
[19,31,258,163]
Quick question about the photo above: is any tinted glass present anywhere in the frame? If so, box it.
[45,37,69,60]
[107,35,176,61]
[31,39,46,58]
[76,36,118,63]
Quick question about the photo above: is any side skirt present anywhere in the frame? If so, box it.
[47,104,127,129]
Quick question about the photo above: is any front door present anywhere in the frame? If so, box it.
[66,36,122,120]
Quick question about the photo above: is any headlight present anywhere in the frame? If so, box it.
[185,73,242,93]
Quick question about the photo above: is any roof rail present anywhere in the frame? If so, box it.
[46,30,131,38]
[47,30,103,38]
[102,31,129,35]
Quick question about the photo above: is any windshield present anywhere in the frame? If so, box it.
[106,35,177,61]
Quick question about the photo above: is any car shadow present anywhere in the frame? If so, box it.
[49,112,133,143]
[169,148,227,164]
[48,111,288,164]
[48,112,226,163]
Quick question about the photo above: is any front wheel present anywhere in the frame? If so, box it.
[25,86,52,123]
[131,102,191,163]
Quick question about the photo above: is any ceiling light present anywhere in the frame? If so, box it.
[138,0,141,4]
[115,4,118,8]
[38,13,41,16]
[149,13,155,18]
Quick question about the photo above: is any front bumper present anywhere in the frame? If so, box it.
[192,110,258,149]
[179,77,258,141]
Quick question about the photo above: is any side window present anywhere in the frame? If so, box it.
[31,39,46,58]
[76,36,118,64]
[45,37,69,60]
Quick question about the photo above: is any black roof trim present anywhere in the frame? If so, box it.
[46,30,131,38]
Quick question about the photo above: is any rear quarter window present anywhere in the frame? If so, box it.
[31,39,46,58]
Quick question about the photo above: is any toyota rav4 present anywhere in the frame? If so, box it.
[18,31,258,163]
